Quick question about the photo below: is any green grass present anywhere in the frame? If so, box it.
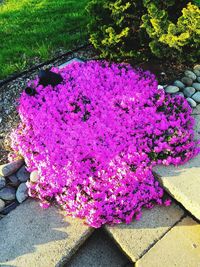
[0,0,90,79]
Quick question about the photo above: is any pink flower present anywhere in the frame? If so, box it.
[10,60,199,228]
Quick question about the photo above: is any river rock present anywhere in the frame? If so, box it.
[193,69,200,77]
[0,187,16,201]
[192,83,200,91]
[16,183,28,203]
[181,77,193,86]
[30,170,39,183]
[158,85,164,90]
[186,98,197,108]
[183,87,196,98]
[165,85,179,94]
[173,80,185,89]
[194,65,200,72]
[0,199,5,212]
[192,92,200,103]
[8,174,20,187]
[197,77,200,83]
[1,201,19,215]
[0,176,6,189]
[184,70,196,81]
[174,92,184,97]
[16,165,30,182]
[0,159,24,177]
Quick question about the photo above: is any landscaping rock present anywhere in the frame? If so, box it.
[173,80,185,89]
[174,92,184,97]
[192,104,200,115]
[184,70,196,81]
[30,170,39,183]
[194,65,200,71]
[192,83,200,91]
[7,174,20,187]
[193,69,200,77]
[0,201,19,215]
[197,77,200,83]
[0,159,24,177]
[0,199,5,212]
[181,77,193,86]
[0,187,16,201]
[16,183,28,203]
[183,87,196,98]
[16,165,30,182]
[165,86,179,94]
[0,176,6,189]
[157,85,164,90]
[192,92,200,103]
[0,101,3,112]
[186,98,197,108]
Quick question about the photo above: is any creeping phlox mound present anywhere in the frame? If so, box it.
[10,61,199,227]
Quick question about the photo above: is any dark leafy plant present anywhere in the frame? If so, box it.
[86,0,150,61]
[142,1,200,62]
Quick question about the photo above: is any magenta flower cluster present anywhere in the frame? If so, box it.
[10,61,199,227]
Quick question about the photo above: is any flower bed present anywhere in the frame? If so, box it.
[10,61,199,228]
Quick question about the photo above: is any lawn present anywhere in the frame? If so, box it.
[0,0,90,79]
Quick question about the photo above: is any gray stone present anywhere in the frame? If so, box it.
[0,101,3,112]
[16,183,28,203]
[165,86,179,94]
[192,83,200,91]
[0,199,5,212]
[184,70,196,81]
[174,92,184,97]
[0,176,6,189]
[30,170,39,183]
[187,98,197,108]
[16,165,30,182]
[0,159,24,177]
[192,92,200,103]
[193,69,200,77]
[173,80,185,89]
[194,64,200,72]
[0,117,2,124]
[59,58,84,69]
[0,200,93,267]
[7,174,20,186]
[183,87,196,97]
[181,77,193,86]
[197,77,200,83]
[192,104,200,115]
[0,187,16,201]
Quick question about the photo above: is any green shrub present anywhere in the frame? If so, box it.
[86,0,150,61]
[142,1,200,62]
[87,0,200,62]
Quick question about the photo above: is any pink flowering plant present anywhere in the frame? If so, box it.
[10,61,199,228]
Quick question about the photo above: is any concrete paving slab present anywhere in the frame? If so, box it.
[136,216,200,267]
[67,229,133,267]
[105,201,184,262]
[0,199,93,267]
[154,115,200,221]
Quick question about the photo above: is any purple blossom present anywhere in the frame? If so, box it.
[10,61,199,228]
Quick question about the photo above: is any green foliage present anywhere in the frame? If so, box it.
[0,0,90,79]
[87,0,200,62]
[142,1,200,62]
[87,0,150,61]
